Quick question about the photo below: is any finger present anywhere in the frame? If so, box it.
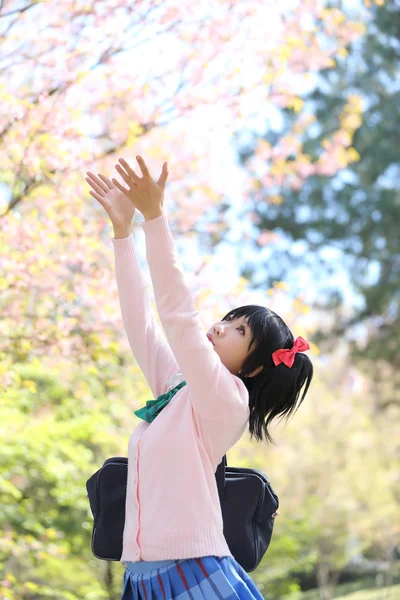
[89,190,107,208]
[97,173,113,189]
[85,176,106,197]
[112,177,131,195]
[135,155,149,177]
[157,162,169,188]
[115,163,136,187]
[117,158,140,182]
[86,171,108,195]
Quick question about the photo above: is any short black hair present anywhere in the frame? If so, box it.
[222,304,313,445]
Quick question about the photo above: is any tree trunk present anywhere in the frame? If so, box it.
[316,561,341,600]
[105,561,114,600]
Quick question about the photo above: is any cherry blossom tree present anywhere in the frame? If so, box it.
[0,0,374,387]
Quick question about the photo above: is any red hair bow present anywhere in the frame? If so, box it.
[272,336,310,368]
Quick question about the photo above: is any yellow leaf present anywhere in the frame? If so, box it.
[22,380,37,392]
[0,277,9,291]
[300,304,311,314]
[263,72,275,85]
[24,534,35,543]
[341,114,363,130]
[287,97,304,113]
[347,95,364,111]
[45,527,58,539]
[21,339,32,351]
[347,147,361,162]
[269,195,284,205]
[235,276,249,295]
[76,70,91,80]
[285,34,299,46]
[269,159,287,176]
[337,147,348,167]
[126,122,144,147]
[106,379,119,388]
[322,8,346,26]
[278,46,292,62]
[309,342,320,355]
[351,22,367,36]
[25,582,39,591]
[71,216,84,233]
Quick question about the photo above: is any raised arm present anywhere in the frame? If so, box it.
[142,214,249,421]
[85,171,179,400]
[112,231,179,399]
[107,156,249,421]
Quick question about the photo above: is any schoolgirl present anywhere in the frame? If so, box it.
[85,156,313,599]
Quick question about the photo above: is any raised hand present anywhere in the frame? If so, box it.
[112,156,168,221]
[85,171,136,235]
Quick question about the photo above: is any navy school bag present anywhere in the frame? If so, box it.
[86,454,279,572]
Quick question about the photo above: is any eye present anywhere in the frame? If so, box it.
[224,314,245,334]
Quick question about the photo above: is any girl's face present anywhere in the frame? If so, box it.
[207,314,254,376]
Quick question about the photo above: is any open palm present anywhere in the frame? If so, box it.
[86,171,136,226]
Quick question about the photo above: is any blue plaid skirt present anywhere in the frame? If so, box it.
[121,555,264,599]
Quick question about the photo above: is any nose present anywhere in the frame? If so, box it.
[213,324,224,336]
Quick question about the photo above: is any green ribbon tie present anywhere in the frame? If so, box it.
[134,380,187,423]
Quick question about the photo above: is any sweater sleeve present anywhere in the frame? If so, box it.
[112,233,180,400]
[141,215,249,421]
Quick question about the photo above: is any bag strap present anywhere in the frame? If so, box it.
[215,454,227,499]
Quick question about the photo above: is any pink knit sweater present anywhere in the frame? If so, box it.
[112,214,250,562]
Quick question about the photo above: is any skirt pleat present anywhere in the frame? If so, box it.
[121,555,264,600]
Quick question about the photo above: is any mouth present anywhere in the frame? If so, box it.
[206,333,215,346]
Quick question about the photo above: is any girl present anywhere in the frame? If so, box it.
[85,156,313,600]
